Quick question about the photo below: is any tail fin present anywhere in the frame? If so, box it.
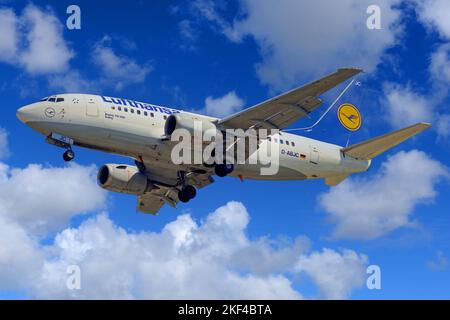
[341,122,431,160]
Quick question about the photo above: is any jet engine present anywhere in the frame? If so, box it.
[164,113,217,137]
[97,164,154,195]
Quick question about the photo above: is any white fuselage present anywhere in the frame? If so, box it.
[17,93,370,184]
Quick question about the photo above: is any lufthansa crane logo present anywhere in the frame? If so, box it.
[44,107,56,118]
[337,103,362,131]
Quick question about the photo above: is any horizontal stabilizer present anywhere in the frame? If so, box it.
[342,122,431,160]
[325,174,349,186]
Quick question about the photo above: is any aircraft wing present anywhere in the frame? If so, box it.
[137,168,215,215]
[218,68,363,130]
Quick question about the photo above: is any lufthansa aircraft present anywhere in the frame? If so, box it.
[17,68,430,214]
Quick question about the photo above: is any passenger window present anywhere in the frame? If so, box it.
[144,111,148,116]
[118,107,121,111]
[130,109,135,114]
[137,110,141,115]
[291,142,295,147]
[151,113,154,117]
[111,106,115,110]
[163,115,167,120]
[280,139,284,144]
[56,98,64,102]
[48,97,56,102]
[124,108,128,112]
[267,137,271,141]
[285,140,289,145]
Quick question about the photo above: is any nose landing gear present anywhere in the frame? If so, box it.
[63,149,75,162]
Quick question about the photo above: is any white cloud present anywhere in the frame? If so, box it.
[179,19,197,40]
[0,214,44,292]
[383,84,433,128]
[0,132,106,293]
[203,91,245,117]
[0,8,18,62]
[319,150,448,240]
[429,43,450,87]
[414,0,450,39]
[194,0,402,90]
[436,114,450,138]
[25,202,305,299]
[427,251,449,271]
[231,236,310,275]
[0,196,368,299]
[92,36,152,91]
[19,5,74,74]
[296,249,368,299]
[382,44,450,135]
[47,70,97,93]
[0,163,106,236]
[0,128,10,159]
[0,5,73,74]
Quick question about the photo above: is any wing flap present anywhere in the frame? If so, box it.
[137,193,166,215]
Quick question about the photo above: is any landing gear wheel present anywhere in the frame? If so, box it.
[178,185,197,203]
[63,149,75,162]
[214,163,234,177]
[178,189,190,203]
[183,185,197,199]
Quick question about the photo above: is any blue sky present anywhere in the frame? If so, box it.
[0,0,449,299]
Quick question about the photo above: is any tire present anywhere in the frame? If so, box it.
[214,163,234,177]
[183,185,197,199]
[178,190,190,203]
[224,163,234,174]
[214,165,228,177]
[63,150,75,162]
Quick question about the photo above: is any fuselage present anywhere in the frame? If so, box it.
[16,93,370,183]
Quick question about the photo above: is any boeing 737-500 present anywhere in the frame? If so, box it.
[16,68,430,214]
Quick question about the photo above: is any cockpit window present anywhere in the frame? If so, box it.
[39,97,49,102]
[56,98,64,102]
[48,97,57,102]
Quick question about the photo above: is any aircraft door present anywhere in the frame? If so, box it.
[309,145,319,164]
[86,96,99,117]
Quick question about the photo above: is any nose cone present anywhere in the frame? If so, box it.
[16,103,43,124]
[16,105,31,123]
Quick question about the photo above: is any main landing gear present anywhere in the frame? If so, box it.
[178,185,197,203]
[214,163,234,177]
[63,149,75,162]
[177,171,197,203]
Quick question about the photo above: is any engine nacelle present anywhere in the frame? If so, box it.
[164,113,217,137]
[97,164,153,195]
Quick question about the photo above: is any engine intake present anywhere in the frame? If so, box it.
[97,164,153,195]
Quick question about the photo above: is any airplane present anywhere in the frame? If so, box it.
[16,68,431,214]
